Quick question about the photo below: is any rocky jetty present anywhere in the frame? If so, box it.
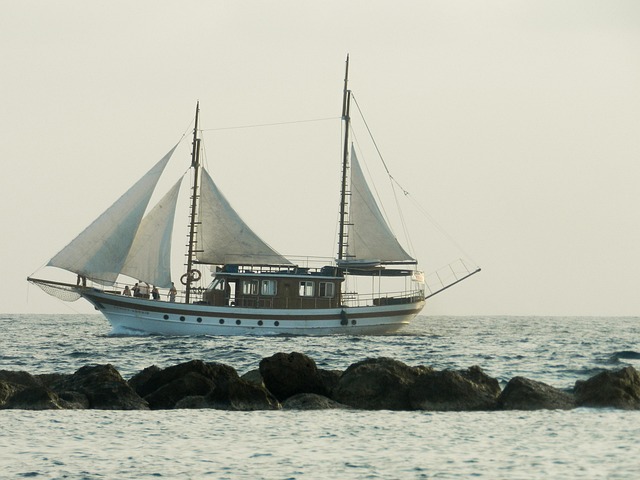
[1,353,639,411]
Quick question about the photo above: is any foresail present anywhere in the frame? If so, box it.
[47,145,178,284]
[120,178,182,288]
[345,146,415,264]
[197,168,292,266]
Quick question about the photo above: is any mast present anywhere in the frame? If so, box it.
[185,102,201,303]
[338,55,351,261]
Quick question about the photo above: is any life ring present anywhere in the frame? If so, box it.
[180,269,202,285]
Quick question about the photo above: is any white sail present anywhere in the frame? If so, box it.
[197,168,292,266]
[120,178,183,288]
[345,146,415,264]
[47,145,177,284]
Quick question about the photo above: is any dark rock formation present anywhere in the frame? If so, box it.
[50,364,148,410]
[332,357,428,410]
[144,371,216,409]
[199,377,280,410]
[317,369,342,396]
[409,366,501,411]
[174,380,280,411]
[574,366,640,410]
[129,360,236,399]
[0,370,42,389]
[0,381,15,405]
[497,376,575,410]
[259,352,332,401]
[127,365,162,394]
[283,393,350,410]
[134,360,279,411]
[2,385,66,410]
[240,368,265,387]
[1,370,37,407]
[0,369,87,410]
[1,356,638,412]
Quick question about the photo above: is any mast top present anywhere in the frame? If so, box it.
[191,102,200,168]
[341,55,350,120]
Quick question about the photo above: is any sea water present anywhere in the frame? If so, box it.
[1,314,639,479]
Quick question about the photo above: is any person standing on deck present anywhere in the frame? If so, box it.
[168,282,177,302]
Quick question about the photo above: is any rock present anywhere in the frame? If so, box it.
[0,381,16,405]
[51,364,148,410]
[574,366,640,410]
[409,366,501,411]
[144,371,216,409]
[131,360,237,399]
[202,377,281,411]
[0,370,91,410]
[127,365,162,394]
[259,352,330,402]
[130,360,277,410]
[172,376,280,411]
[497,377,575,410]
[56,390,90,409]
[332,357,428,410]
[461,365,502,396]
[0,370,43,389]
[0,370,67,410]
[2,385,66,410]
[240,368,264,388]
[283,393,350,410]
[35,373,68,388]
[174,395,209,409]
[317,369,342,396]
[4,357,640,411]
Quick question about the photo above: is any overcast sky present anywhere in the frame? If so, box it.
[3,0,639,316]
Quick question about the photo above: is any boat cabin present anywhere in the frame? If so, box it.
[203,265,344,309]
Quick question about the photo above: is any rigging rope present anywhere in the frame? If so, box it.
[201,116,339,132]
[350,95,414,256]
[351,93,477,266]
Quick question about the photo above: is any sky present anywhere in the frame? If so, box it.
[2,0,639,316]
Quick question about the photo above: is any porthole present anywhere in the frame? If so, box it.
[235,319,241,325]
[258,320,263,326]
[219,319,225,324]
[180,316,185,322]
[351,319,357,325]
[274,321,280,327]
[197,317,202,323]
[163,315,169,320]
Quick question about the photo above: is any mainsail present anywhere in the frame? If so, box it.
[120,178,183,287]
[345,146,415,264]
[197,167,291,266]
[47,145,178,284]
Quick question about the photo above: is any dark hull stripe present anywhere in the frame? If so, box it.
[82,291,424,321]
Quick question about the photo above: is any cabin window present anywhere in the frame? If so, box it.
[242,280,258,295]
[211,278,226,291]
[299,281,314,297]
[319,282,335,298]
[261,279,277,296]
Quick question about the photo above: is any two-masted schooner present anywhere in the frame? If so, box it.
[28,58,479,335]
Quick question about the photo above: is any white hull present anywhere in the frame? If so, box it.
[81,289,424,336]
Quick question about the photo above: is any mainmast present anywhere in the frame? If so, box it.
[185,102,201,303]
[338,55,351,261]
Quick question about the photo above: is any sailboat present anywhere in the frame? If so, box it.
[28,57,480,335]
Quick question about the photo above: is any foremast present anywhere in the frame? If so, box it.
[338,55,351,262]
[185,102,202,303]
